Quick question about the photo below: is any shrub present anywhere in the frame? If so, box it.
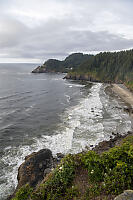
[32,154,79,200]
[82,151,105,182]
[12,184,33,200]
[82,139,133,197]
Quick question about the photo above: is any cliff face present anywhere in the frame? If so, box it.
[64,73,100,82]
[10,132,133,200]
[8,149,64,200]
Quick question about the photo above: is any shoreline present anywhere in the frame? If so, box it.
[7,82,133,200]
[112,84,133,109]
[111,84,133,122]
[8,131,133,200]
[111,84,133,131]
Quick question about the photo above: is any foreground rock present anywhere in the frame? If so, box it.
[7,149,64,200]
[114,190,133,200]
[17,149,53,189]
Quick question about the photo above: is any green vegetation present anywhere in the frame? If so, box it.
[33,49,133,88]
[71,49,133,83]
[12,136,133,200]
[125,81,133,91]
[33,53,93,73]
[31,154,80,200]
[12,184,33,200]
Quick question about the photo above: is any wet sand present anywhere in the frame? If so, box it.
[112,84,133,130]
[112,84,133,108]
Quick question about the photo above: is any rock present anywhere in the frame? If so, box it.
[16,149,53,190]
[114,190,133,200]
[57,152,64,159]
[64,73,100,82]
[7,149,65,200]
[93,132,133,154]
[52,153,65,167]
[124,107,133,114]
[32,66,46,73]
[44,168,52,177]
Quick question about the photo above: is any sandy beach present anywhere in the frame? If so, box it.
[112,84,133,108]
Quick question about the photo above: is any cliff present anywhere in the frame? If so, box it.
[32,53,93,73]
[32,49,133,90]
[65,50,133,86]
[9,131,133,200]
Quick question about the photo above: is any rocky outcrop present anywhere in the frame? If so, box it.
[7,149,64,200]
[114,190,133,200]
[16,149,53,189]
[64,73,100,82]
[8,132,133,200]
[32,66,46,73]
[93,131,133,154]
[124,107,133,114]
[32,53,93,73]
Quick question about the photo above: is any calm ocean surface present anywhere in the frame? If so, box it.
[0,63,132,199]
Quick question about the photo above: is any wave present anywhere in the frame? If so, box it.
[0,82,132,200]
[0,91,32,101]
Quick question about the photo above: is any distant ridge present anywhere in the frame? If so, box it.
[32,49,133,90]
[32,53,93,73]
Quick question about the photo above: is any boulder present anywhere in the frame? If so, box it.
[114,190,133,200]
[16,149,53,190]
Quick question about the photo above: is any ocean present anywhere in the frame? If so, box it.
[0,63,132,200]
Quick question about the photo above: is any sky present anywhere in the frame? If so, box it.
[0,0,133,63]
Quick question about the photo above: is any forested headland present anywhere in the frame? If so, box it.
[32,49,133,91]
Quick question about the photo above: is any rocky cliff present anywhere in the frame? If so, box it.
[32,53,93,73]
[8,131,133,200]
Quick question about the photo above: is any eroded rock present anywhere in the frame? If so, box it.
[16,149,53,189]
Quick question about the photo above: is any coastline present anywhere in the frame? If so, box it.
[9,131,133,200]
[112,84,133,122]
[7,82,133,200]
[111,84,133,131]
[112,84,133,108]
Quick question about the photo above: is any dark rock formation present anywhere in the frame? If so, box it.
[7,149,65,200]
[16,149,53,189]
[93,131,133,154]
[32,66,46,73]
[124,107,133,114]
[64,73,100,82]
[7,149,54,200]
[32,53,93,73]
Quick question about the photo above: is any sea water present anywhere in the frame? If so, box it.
[0,63,132,200]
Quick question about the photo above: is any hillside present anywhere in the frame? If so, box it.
[32,53,93,73]
[11,132,133,200]
[69,50,133,84]
[32,50,133,90]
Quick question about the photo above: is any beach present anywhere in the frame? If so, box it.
[112,84,133,108]
[112,84,133,130]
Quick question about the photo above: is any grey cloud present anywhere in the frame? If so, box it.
[1,17,133,61]
[0,0,133,62]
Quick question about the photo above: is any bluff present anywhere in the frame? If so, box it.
[32,49,133,90]
[10,132,133,200]
[32,53,93,73]
[68,49,133,85]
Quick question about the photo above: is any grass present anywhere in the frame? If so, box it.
[125,81,133,92]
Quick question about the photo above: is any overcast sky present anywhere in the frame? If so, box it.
[0,0,133,63]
